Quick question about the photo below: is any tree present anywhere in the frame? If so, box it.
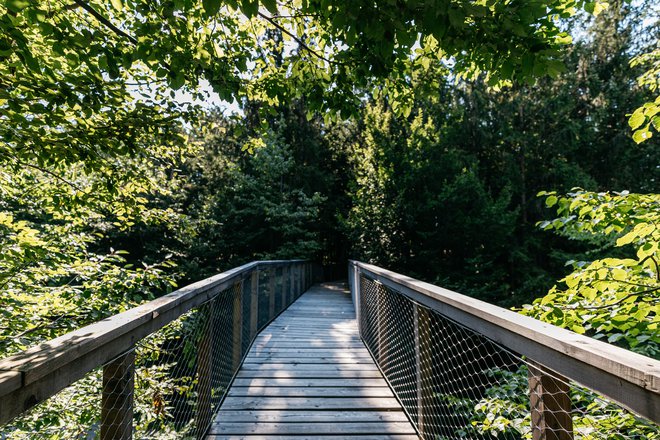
[526,190,659,358]
[1,0,607,171]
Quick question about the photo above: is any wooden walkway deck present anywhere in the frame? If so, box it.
[207,282,419,439]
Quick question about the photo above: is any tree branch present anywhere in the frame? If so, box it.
[258,12,342,66]
[13,158,84,192]
[72,0,138,45]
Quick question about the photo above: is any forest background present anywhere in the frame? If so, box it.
[0,0,658,362]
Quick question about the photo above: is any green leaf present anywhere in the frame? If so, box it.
[261,0,278,14]
[110,0,122,11]
[203,0,222,16]
[632,127,652,144]
[652,115,660,132]
[545,195,558,207]
[241,0,259,18]
[628,108,645,130]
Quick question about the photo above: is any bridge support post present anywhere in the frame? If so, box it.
[351,264,362,334]
[376,288,387,364]
[269,268,276,319]
[232,282,243,370]
[281,266,288,307]
[196,300,216,439]
[528,362,573,440]
[101,350,134,440]
[414,305,434,438]
[250,269,259,337]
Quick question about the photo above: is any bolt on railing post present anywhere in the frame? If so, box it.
[101,350,134,440]
[196,300,215,439]
[232,281,243,370]
[250,268,259,338]
[528,362,574,440]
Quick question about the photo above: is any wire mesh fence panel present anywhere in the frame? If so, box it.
[0,261,315,440]
[0,366,105,439]
[130,284,238,439]
[358,274,660,440]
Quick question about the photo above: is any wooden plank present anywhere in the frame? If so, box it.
[240,363,379,371]
[207,435,419,440]
[0,371,21,397]
[219,397,404,411]
[236,370,384,379]
[209,422,417,435]
[354,260,660,423]
[227,386,395,397]
[246,352,373,359]
[212,410,408,423]
[242,358,375,365]
[209,282,418,440]
[231,378,389,387]
[0,260,308,425]
[250,348,370,354]
[253,342,365,349]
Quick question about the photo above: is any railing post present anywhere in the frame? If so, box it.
[196,300,215,439]
[528,362,574,440]
[232,282,243,370]
[415,305,433,437]
[101,350,134,440]
[352,264,361,334]
[250,269,259,338]
[298,263,303,295]
[376,286,386,363]
[281,266,288,307]
[268,268,276,319]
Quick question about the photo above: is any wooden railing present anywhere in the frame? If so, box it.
[349,260,659,439]
[0,260,315,438]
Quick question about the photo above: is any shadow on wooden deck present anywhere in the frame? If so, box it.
[207,282,419,440]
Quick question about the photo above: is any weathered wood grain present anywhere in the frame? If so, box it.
[211,421,417,435]
[208,283,419,439]
[351,260,660,425]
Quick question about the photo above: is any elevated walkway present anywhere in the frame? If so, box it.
[1,261,656,440]
[207,283,419,439]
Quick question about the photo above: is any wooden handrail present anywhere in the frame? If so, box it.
[0,260,308,426]
[349,260,660,424]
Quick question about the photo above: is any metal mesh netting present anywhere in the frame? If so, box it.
[0,263,310,439]
[358,275,659,440]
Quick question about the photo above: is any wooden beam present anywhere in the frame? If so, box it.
[232,283,243,370]
[250,270,259,340]
[196,300,215,439]
[529,362,573,440]
[0,261,310,425]
[352,260,660,423]
[269,269,276,319]
[101,350,134,440]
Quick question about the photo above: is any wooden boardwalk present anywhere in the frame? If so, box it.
[207,282,419,439]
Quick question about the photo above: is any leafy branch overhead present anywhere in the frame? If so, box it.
[1,0,609,168]
[528,190,660,358]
